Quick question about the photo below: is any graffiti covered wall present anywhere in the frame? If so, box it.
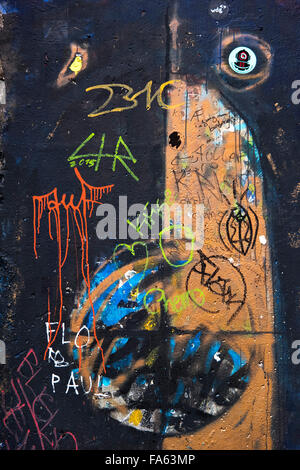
[0,0,300,451]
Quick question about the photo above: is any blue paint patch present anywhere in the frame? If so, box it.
[183,332,201,360]
[100,268,156,326]
[169,337,176,363]
[111,337,129,354]
[92,261,120,292]
[100,376,111,387]
[173,380,185,405]
[171,259,190,266]
[136,375,147,386]
[213,128,223,145]
[73,347,79,361]
[72,368,79,379]
[247,189,256,203]
[162,409,176,435]
[240,173,249,187]
[25,73,36,81]
[241,136,263,179]
[241,375,249,383]
[228,348,247,376]
[0,2,18,14]
[82,264,158,330]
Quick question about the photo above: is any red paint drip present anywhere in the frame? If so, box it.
[33,168,114,372]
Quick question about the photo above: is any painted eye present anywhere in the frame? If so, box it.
[229,47,257,75]
[213,33,272,91]
[70,244,251,435]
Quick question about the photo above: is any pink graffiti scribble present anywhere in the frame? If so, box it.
[1,349,78,450]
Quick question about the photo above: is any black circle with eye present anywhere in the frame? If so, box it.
[213,33,273,91]
[228,46,257,75]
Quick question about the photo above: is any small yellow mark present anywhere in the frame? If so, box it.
[205,127,210,138]
[248,183,255,193]
[130,288,139,299]
[144,317,156,330]
[129,409,143,426]
[69,54,83,76]
[145,346,159,367]
[244,318,252,332]
[143,310,160,330]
